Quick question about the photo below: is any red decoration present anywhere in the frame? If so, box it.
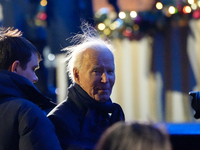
[37,12,47,20]
[193,9,200,19]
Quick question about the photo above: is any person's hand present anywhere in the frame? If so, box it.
[189,91,200,119]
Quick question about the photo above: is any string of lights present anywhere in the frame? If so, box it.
[94,0,200,40]
[30,0,48,28]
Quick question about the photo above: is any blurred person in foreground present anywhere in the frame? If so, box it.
[47,23,125,150]
[95,121,172,150]
[0,27,61,150]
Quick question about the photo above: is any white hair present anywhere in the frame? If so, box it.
[62,23,115,83]
[0,27,22,41]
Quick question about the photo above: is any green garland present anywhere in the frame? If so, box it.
[94,1,200,40]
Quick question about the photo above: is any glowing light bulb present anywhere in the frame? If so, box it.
[168,6,176,14]
[198,1,200,7]
[119,12,126,19]
[98,23,106,31]
[191,3,197,10]
[40,0,47,6]
[188,0,194,5]
[156,2,163,10]
[183,6,192,13]
[130,11,137,18]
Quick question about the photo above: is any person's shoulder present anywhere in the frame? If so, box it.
[1,97,36,108]
[48,99,71,116]
[48,97,82,117]
[5,97,39,108]
[0,97,50,126]
[113,102,123,110]
[2,97,45,116]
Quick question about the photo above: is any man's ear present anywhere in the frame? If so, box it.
[10,60,20,73]
[73,68,80,83]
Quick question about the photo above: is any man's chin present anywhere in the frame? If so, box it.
[98,95,110,102]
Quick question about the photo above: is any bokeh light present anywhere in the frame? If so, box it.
[188,0,194,5]
[40,0,47,6]
[119,11,126,19]
[183,6,192,14]
[130,11,137,18]
[48,53,55,61]
[98,23,106,31]
[168,6,176,14]
[156,2,163,10]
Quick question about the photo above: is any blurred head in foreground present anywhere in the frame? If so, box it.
[95,121,172,150]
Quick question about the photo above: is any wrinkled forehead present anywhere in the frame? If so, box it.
[83,47,114,59]
[81,48,115,69]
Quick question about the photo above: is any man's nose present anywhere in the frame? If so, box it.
[101,72,108,83]
[33,75,38,83]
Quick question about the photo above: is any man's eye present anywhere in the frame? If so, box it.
[93,69,102,74]
[108,70,114,74]
[94,70,99,73]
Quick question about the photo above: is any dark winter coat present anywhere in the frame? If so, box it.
[48,83,125,150]
[0,69,62,150]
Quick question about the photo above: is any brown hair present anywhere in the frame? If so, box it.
[0,27,41,70]
[95,121,172,150]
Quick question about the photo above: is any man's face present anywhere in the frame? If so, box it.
[16,53,39,83]
[74,48,115,102]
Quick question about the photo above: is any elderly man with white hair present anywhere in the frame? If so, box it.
[47,24,125,150]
